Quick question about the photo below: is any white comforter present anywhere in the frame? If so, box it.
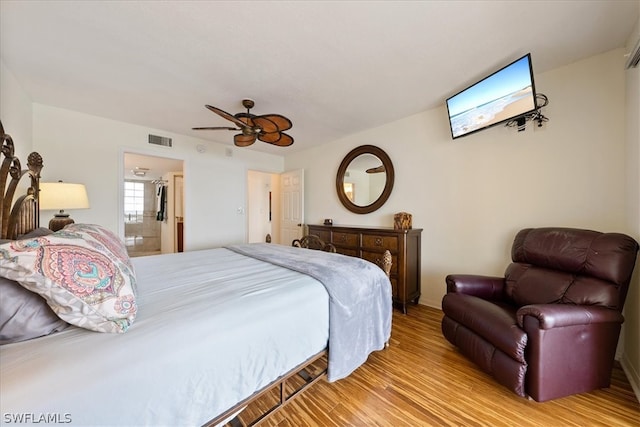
[1,248,329,426]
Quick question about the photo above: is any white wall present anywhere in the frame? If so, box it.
[31,104,285,250]
[0,59,33,160]
[286,48,630,309]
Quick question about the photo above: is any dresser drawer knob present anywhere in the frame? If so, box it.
[374,237,383,246]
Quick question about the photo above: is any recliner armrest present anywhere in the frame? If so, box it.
[517,304,624,330]
[445,274,506,300]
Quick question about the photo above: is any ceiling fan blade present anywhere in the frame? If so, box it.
[252,116,278,133]
[234,133,256,147]
[205,105,250,128]
[366,165,386,173]
[192,126,239,131]
[257,131,282,143]
[273,133,294,147]
[258,132,293,147]
[253,114,292,133]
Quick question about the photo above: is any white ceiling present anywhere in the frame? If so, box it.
[1,1,638,155]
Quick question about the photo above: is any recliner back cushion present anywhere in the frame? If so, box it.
[505,228,639,309]
[505,263,620,308]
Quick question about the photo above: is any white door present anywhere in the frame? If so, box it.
[280,169,304,245]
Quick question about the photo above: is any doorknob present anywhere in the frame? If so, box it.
[297,223,302,227]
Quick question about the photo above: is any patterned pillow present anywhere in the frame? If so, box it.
[0,224,137,333]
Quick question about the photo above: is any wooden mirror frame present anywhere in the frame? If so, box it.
[336,145,395,214]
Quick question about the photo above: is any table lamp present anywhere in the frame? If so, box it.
[39,181,90,231]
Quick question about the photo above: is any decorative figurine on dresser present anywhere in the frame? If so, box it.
[308,224,422,313]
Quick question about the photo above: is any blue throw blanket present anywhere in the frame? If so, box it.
[225,243,392,381]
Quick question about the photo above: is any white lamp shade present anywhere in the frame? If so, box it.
[39,182,90,211]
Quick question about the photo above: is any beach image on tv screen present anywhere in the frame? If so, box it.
[447,56,535,138]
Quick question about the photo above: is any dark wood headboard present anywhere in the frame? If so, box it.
[0,121,43,240]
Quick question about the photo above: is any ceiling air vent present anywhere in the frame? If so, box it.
[148,134,172,147]
[625,37,640,69]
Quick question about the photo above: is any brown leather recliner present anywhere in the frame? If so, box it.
[441,227,639,402]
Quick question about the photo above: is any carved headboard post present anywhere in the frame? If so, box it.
[0,120,43,239]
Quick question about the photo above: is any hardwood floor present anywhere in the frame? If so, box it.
[235,304,640,427]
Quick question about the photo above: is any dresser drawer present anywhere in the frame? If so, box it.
[361,234,398,251]
[312,229,331,242]
[361,250,398,276]
[332,231,359,248]
[336,247,358,257]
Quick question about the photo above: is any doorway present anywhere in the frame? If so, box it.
[247,169,303,245]
[247,170,278,243]
[123,152,184,257]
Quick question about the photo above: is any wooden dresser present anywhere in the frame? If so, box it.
[307,224,422,313]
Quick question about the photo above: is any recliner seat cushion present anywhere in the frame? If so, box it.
[441,293,527,363]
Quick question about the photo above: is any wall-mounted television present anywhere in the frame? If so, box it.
[446,53,537,139]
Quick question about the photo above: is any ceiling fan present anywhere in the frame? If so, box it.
[192,99,294,147]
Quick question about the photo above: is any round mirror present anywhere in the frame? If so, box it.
[336,145,394,214]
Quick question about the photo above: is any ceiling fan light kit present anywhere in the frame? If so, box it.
[193,99,294,147]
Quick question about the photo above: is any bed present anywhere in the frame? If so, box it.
[0,122,392,426]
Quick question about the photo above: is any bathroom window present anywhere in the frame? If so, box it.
[124,181,144,223]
